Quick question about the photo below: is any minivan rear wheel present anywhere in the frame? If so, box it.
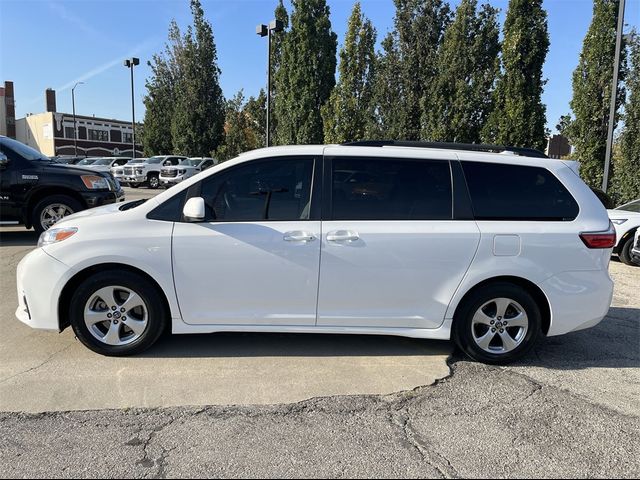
[453,283,541,365]
[69,270,168,356]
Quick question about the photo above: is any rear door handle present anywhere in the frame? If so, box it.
[326,230,360,242]
[283,231,316,242]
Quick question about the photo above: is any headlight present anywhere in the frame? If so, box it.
[81,175,110,190]
[611,219,628,225]
[38,227,78,247]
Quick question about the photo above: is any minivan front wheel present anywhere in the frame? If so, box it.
[453,283,541,365]
[69,270,168,356]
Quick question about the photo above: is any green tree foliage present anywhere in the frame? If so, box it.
[142,21,183,156]
[483,0,549,151]
[612,31,640,203]
[373,0,450,140]
[566,0,626,189]
[171,0,225,156]
[422,0,500,143]
[215,91,265,162]
[321,2,377,143]
[274,0,337,145]
[270,0,289,144]
[244,89,267,149]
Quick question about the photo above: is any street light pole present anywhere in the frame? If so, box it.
[71,82,84,157]
[124,57,140,159]
[602,0,626,193]
[257,20,283,147]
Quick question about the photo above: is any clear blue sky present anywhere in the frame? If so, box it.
[1,0,638,133]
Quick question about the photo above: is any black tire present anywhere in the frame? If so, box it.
[618,234,639,266]
[452,282,542,365]
[69,270,168,356]
[147,173,160,189]
[31,194,83,234]
[129,183,139,188]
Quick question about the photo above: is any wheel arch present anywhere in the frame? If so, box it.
[58,262,171,332]
[25,187,87,228]
[614,226,638,253]
[452,275,552,336]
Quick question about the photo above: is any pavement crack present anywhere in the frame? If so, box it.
[0,343,73,386]
[135,415,179,478]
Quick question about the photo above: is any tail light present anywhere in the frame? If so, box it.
[579,221,616,249]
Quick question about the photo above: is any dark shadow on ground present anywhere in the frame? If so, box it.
[0,229,38,247]
[140,331,452,359]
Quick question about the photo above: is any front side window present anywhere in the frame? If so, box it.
[331,157,453,220]
[461,162,579,221]
[199,157,314,221]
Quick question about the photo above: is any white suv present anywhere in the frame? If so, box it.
[159,157,217,187]
[15,142,615,364]
[121,155,187,189]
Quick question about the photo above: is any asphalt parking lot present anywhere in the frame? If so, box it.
[0,186,638,478]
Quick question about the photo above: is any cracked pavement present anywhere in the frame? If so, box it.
[0,188,639,478]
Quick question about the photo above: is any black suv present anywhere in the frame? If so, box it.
[0,136,124,234]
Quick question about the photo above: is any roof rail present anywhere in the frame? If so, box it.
[341,140,549,158]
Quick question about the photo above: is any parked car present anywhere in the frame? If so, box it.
[121,155,187,189]
[0,136,124,234]
[159,157,217,187]
[111,158,145,185]
[631,228,640,265]
[85,157,130,174]
[16,141,615,364]
[608,199,640,266]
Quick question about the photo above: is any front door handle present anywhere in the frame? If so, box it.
[326,230,360,242]
[283,231,316,242]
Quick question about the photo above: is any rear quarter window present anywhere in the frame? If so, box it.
[461,162,579,221]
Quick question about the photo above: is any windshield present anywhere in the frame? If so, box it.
[616,199,640,212]
[0,137,51,161]
[77,158,98,165]
[147,156,166,164]
[127,159,145,164]
[183,159,202,166]
[92,158,114,166]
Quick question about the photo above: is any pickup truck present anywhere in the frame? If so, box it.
[118,155,186,189]
[159,157,217,186]
[0,136,124,233]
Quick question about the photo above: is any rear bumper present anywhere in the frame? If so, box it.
[542,269,614,336]
[16,248,73,332]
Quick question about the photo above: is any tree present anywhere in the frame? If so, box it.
[422,0,500,143]
[215,91,264,162]
[612,31,640,203]
[321,2,377,143]
[171,0,225,156]
[244,89,267,148]
[274,0,337,145]
[269,0,289,144]
[565,0,626,189]
[142,21,183,156]
[483,0,549,151]
[372,0,450,140]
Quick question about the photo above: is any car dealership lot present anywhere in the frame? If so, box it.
[0,186,638,477]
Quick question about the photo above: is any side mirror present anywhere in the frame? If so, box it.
[183,197,205,222]
[0,152,8,169]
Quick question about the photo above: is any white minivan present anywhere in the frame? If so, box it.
[15,142,616,364]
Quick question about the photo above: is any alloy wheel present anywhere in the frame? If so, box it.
[40,203,74,230]
[471,297,529,354]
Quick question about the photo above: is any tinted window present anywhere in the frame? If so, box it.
[461,162,579,221]
[200,157,314,221]
[616,199,640,212]
[331,157,452,220]
[147,189,188,222]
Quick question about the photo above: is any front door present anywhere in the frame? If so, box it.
[317,153,480,330]
[172,156,321,326]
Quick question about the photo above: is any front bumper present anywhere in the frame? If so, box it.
[160,175,185,185]
[16,248,73,332]
[542,269,614,336]
[123,174,147,184]
[80,188,125,208]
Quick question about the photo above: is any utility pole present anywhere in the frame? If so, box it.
[257,19,284,147]
[71,82,84,157]
[124,57,140,158]
[602,0,626,192]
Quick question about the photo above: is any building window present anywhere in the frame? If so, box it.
[88,129,109,142]
[123,132,133,144]
[65,127,75,139]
